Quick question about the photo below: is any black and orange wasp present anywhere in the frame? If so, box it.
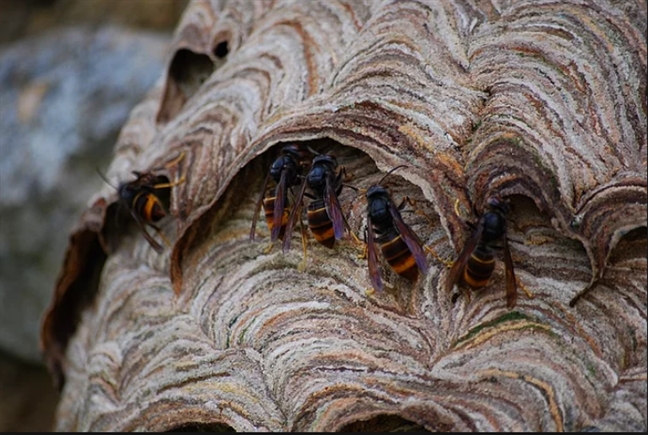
[445,196,518,308]
[100,153,185,253]
[282,154,350,252]
[250,143,313,242]
[365,166,429,293]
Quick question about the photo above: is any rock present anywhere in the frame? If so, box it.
[0,25,171,363]
[0,350,59,432]
[0,0,189,45]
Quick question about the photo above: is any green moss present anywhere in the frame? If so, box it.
[455,311,531,345]
[236,322,252,346]
[586,362,597,378]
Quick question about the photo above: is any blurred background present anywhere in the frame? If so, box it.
[0,0,188,430]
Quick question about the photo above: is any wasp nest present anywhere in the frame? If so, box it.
[42,0,646,431]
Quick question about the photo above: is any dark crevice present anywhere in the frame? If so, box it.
[43,230,107,391]
[607,226,647,265]
[169,49,215,98]
[167,423,235,432]
[213,40,229,59]
[338,415,430,432]
[157,49,215,124]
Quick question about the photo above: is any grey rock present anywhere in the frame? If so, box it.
[0,25,170,363]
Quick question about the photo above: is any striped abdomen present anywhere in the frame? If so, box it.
[133,192,166,222]
[463,245,496,288]
[378,230,418,281]
[307,199,335,248]
[263,196,289,239]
